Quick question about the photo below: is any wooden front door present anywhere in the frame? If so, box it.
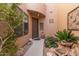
[32,17,39,39]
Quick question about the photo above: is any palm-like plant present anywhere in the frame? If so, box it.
[55,29,77,43]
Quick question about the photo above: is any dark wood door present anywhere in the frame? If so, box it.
[32,17,39,39]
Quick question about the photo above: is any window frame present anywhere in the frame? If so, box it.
[14,5,29,37]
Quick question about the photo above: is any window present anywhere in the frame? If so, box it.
[14,8,28,37]
[40,23,44,30]
[23,17,28,35]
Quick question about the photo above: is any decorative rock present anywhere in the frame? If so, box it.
[29,38,33,41]
[27,41,32,45]
[46,48,57,56]
[69,48,76,56]
[43,48,50,56]
[16,48,24,56]
[46,52,53,56]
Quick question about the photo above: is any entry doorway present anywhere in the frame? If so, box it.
[32,17,39,39]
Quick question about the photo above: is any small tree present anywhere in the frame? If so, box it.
[0,3,24,55]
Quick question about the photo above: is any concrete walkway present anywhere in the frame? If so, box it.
[24,39,44,56]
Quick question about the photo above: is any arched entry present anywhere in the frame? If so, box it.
[28,10,45,39]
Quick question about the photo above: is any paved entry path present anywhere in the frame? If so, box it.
[24,39,44,56]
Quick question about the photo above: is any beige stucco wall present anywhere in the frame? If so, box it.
[16,4,32,48]
[25,3,46,15]
[44,3,79,37]
[57,3,79,36]
[37,4,58,37]
[38,3,79,37]
[38,18,45,38]
[44,4,58,36]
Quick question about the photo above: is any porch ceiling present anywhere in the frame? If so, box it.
[27,10,45,19]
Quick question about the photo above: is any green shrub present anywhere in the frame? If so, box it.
[44,35,58,48]
[0,3,23,56]
[0,33,18,56]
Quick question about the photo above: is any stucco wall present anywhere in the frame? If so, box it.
[57,3,79,36]
[44,4,58,36]
[25,3,46,15]
[16,4,32,48]
[42,3,79,37]
[38,18,45,38]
